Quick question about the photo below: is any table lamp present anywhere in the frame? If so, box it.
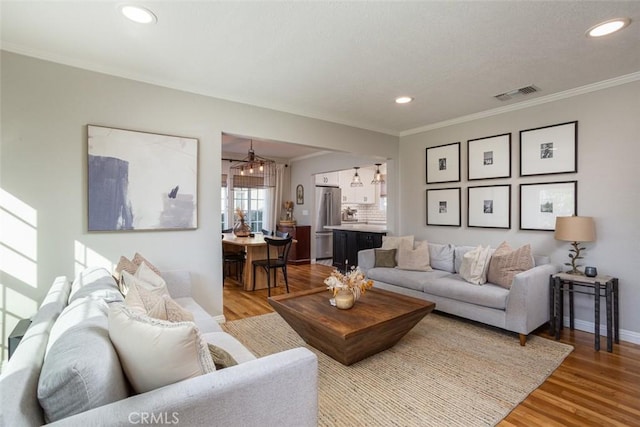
[554,216,596,275]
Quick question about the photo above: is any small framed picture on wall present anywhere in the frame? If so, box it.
[426,142,461,184]
[467,184,511,229]
[426,187,461,227]
[520,121,577,176]
[520,181,577,231]
[467,133,511,180]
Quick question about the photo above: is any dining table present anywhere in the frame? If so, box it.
[222,232,294,291]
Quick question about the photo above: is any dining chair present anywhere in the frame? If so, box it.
[222,233,245,282]
[261,229,273,236]
[275,230,289,238]
[252,236,293,297]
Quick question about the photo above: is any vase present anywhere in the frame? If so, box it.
[334,289,355,310]
[233,219,251,237]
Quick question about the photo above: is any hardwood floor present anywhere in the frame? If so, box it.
[223,263,640,426]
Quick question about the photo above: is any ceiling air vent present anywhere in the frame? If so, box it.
[494,85,540,101]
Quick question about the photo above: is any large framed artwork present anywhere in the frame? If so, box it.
[520,121,577,176]
[426,187,461,227]
[426,142,460,184]
[88,125,198,231]
[467,133,511,180]
[467,184,511,229]
[519,181,577,231]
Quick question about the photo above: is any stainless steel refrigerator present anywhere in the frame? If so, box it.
[315,186,342,260]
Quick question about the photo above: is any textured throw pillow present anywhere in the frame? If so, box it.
[125,282,194,322]
[487,242,534,289]
[396,240,432,272]
[114,256,138,290]
[121,270,169,296]
[381,235,415,251]
[459,245,492,285]
[208,343,238,370]
[108,305,215,394]
[135,261,167,288]
[374,249,397,268]
[132,252,162,276]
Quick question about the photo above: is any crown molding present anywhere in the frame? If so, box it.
[400,71,640,137]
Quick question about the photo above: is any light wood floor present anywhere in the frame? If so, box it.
[223,263,640,426]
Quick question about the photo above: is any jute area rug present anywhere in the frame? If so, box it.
[223,312,573,426]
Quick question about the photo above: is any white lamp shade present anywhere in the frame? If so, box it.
[554,216,596,242]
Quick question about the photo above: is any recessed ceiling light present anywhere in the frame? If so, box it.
[586,18,630,37]
[120,5,157,24]
[395,96,413,104]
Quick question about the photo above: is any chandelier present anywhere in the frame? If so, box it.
[229,140,276,190]
[371,163,385,184]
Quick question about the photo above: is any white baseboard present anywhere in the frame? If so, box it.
[562,316,640,345]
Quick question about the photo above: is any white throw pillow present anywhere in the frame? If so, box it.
[396,240,432,272]
[108,304,215,394]
[381,235,415,262]
[459,245,492,285]
[121,270,169,296]
[135,261,167,288]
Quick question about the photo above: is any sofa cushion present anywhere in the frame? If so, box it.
[68,266,123,304]
[459,245,492,285]
[367,267,452,292]
[374,249,397,268]
[396,240,432,272]
[423,275,510,309]
[173,297,223,333]
[487,242,534,289]
[108,304,216,394]
[201,331,257,365]
[38,298,129,423]
[428,243,455,273]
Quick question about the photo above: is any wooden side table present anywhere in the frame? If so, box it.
[549,272,619,352]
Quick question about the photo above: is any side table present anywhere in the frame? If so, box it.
[549,272,619,352]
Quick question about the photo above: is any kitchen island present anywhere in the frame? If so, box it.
[324,224,387,270]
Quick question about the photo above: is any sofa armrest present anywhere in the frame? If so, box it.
[51,348,318,427]
[358,249,376,274]
[505,263,559,335]
[161,270,192,298]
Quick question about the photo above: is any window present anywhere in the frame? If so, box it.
[232,187,266,232]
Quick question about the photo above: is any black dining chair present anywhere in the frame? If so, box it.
[222,233,245,282]
[252,236,293,297]
[261,229,273,236]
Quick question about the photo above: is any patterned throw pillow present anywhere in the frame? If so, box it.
[487,242,534,289]
[459,245,492,285]
[374,249,397,268]
[132,252,162,276]
[208,344,238,370]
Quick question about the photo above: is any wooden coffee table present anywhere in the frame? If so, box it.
[268,287,435,365]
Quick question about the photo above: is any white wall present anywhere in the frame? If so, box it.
[399,80,640,342]
[0,51,398,359]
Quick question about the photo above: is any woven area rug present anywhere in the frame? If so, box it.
[223,312,573,426]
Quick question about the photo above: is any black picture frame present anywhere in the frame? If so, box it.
[426,142,461,184]
[467,184,511,229]
[519,181,577,231]
[426,187,461,227]
[520,121,578,177]
[467,133,511,180]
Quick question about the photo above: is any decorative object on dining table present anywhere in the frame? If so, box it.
[279,200,296,226]
[554,215,596,275]
[584,266,598,278]
[324,262,374,310]
[233,207,251,237]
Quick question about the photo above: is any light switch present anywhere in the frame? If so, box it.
[302,210,309,216]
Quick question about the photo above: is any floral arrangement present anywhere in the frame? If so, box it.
[324,266,374,300]
[235,207,246,221]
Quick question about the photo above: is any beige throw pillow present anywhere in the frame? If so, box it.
[487,242,534,289]
[459,245,492,285]
[125,282,194,322]
[108,305,215,394]
[396,240,432,272]
[132,252,162,276]
[381,235,414,262]
[114,256,138,294]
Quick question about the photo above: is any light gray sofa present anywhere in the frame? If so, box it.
[358,243,559,345]
[0,267,318,426]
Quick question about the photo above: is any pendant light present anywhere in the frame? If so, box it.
[371,163,385,184]
[350,167,363,187]
[229,140,276,190]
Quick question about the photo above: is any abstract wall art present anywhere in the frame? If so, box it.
[87,125,198,231]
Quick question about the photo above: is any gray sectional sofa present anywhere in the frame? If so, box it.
[358,243,558,344]
[0,267,317,426]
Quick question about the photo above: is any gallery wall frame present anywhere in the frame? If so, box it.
[519,181,577,231]
[467,184,511,229]
[426,187,461,227]
[467,133,511,180]
[87,124,199,232]
[520,121,578,177]
[296,184,304,204]
[426,142,461,184]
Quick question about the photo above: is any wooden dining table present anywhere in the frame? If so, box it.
[222,233,294,291]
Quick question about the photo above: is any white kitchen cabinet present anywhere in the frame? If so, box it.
[338,168,376,204]
[315,171,340,187]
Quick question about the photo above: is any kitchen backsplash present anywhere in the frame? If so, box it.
[343,203,387,223]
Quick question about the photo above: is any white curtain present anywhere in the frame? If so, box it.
[265,164,286,233]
